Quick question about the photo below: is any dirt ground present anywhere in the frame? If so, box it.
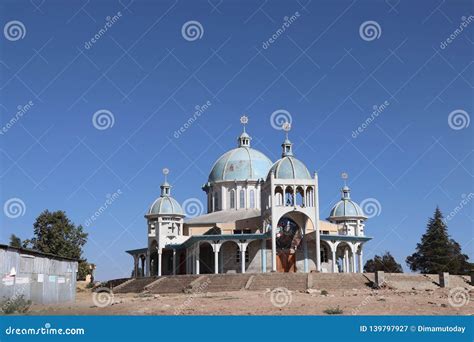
[27,287,473,316]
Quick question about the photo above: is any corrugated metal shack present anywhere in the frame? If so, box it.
[0,244,78,304]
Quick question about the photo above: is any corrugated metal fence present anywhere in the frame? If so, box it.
[0,248,77,304]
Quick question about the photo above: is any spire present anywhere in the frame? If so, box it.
[161,168,171,197]
[238,115,251,147]
[281,122,293,157]
[341,172,350,199]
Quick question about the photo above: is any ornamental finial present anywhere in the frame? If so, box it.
[162,168,170,182]
[240,115,249,132]
[341,172,348,186]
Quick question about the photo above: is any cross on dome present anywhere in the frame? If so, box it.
[238,115,251,147]
[161,168,171,196]
[281,121,293,157]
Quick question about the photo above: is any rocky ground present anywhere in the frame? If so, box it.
[27,287,473,316]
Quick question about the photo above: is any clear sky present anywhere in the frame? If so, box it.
[1,0,472,281]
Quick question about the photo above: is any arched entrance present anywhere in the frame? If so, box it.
[276,217,303,272]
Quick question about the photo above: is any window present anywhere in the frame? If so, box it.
[230,190,235,209]
[249,190,255,208]
[236,250,250,263]
[214,192,219,211]
[239,189,245,208]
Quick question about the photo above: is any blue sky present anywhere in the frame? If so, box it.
[1,0,472,281]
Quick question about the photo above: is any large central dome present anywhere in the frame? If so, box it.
[208,130,273,183]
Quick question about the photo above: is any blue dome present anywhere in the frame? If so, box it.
[267,156,312,180]
[148,196,185,216]
[208,147,273,182]
[329,186,366,219]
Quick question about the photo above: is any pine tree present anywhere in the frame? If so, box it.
[9,234,22,248]
[364,252,403,273]
[406,207,471,275]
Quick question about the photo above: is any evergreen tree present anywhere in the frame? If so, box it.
[26,210,90,280]
[406,207,470,275]
[9,234,22,248]
[364,252,403,273]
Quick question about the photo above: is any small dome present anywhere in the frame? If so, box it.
[208,147,273,183]
[268,156,312,180]
[147,178,185,217]
[148,196,185,216]
[329,186,366,219]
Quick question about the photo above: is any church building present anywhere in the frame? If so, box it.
[126,117,372,277]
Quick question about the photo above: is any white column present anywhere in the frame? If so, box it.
[172,249,176,276]
[344,249,349,273]
[157,250,162,277]
[195,244,200,275]
[145,252,151,277]
[239,242,248,274]
[271,218,277,272]
[133,255,139,278]
[314,174,321,271]
[358,250,363,273]
[331,249,337,273]
[212,243,221,274]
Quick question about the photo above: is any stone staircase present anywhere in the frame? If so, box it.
[248,273,308,291]
[147,275,202,294]
[425,274,472,289]
[309,273,371,290]
[199,274,251,292]
[384,273,439,290]
[113,277,157,294]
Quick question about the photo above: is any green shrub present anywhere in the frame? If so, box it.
[321,290,329,296]
[1,295,32,315]
[323,306,343,315]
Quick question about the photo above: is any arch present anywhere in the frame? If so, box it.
[214,191,219,211]
[296,186,305,207]
[239,189,245,208]
[305,186,314,207]
[249,189,255,208]
[285,186,294,206]
[220,240,240,273]
[198,241,214,274]
[229,189,236,209]
[274,186,284,206]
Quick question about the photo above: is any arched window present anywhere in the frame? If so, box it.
[230,190,236,209]
[239,189,245,208]
[214,192,219,211]
[249,190,255,208]
[274,186,284,206]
